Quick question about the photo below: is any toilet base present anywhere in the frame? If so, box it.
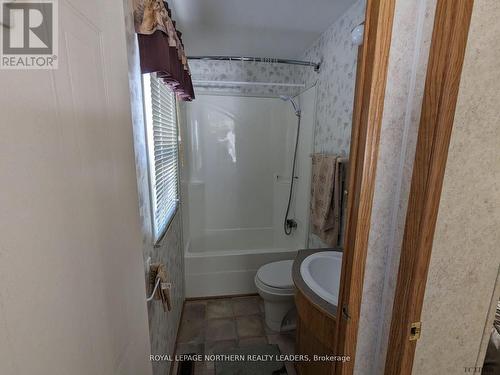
[262,298,295,332]
[254,262,296,332]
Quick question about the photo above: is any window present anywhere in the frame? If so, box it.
[142,73,179,243]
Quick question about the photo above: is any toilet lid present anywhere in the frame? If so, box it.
[257,260,294,289]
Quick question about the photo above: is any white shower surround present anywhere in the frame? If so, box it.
[181,89,316,297]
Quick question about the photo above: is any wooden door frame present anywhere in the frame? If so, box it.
[333,0,396,374]
[384,1,475,374]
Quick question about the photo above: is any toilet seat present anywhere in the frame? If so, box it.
[256,260,294,294]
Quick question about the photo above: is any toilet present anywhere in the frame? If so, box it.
[255,259,295,332]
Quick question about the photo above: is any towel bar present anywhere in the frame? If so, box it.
[146,277,161,302]
[309,153,349,163]
[146,277,172,302]
[146,278,172,303]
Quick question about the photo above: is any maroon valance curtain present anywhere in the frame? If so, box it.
[134,0,195,101]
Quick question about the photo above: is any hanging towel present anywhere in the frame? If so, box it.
[310,154,344,246]
[149,263,172,312]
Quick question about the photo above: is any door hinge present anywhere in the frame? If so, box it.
[342,304,351,320]
[409,322,422,341]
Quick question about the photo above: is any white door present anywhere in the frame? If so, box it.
[0,1,152,374]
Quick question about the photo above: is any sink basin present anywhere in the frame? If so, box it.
[300,251,342,306]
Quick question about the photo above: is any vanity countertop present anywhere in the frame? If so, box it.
[292,248,342,319]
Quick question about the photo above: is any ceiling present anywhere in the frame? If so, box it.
[169,0,357,59]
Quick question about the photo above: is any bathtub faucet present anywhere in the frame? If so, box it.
[285,219,298,232]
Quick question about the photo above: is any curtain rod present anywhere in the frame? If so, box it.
[192,80,306,88]
[188,56,321,72]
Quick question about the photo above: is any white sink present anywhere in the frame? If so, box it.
[300,251,342,306]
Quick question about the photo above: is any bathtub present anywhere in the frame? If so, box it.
[185,227,299,298]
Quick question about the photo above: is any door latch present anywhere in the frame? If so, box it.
[409,322,422,341]
[342,305,351,320]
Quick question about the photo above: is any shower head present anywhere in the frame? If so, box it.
[279,95,301,116]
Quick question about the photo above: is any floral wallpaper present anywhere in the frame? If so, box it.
[189,60,307,97]
[300,0,365,157]
[123,1,185,374]
[302,0,366,249]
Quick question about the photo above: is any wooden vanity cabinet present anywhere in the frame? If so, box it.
[294,287,337,375]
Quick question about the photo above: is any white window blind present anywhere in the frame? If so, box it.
[142,73,179,242]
